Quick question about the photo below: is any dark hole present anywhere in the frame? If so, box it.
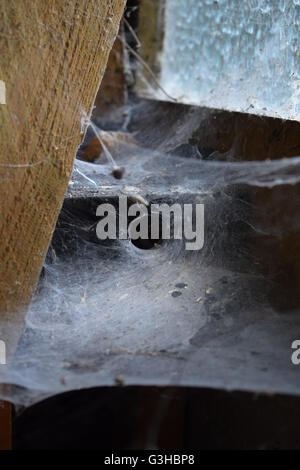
[129,214,163,250]
[131,237,161,250]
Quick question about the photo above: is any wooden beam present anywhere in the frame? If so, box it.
[0,0,126,323]
[0,0,126,448]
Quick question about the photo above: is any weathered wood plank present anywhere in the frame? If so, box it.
[0,0,125,450]
[0,400,11,449]
[0,0,125,318]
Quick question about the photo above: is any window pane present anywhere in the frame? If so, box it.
[161,0,300,120]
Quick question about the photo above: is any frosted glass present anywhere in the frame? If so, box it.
[160,0,300,120]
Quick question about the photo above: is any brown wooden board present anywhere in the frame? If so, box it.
[0,0,126,449]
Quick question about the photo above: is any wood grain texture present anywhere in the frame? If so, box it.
[0,0,126,319]
[0,2,125,447]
